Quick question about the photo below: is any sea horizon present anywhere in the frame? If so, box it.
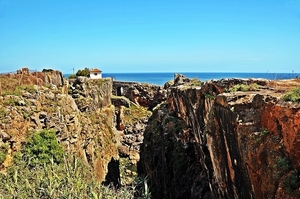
[64,72,300,86]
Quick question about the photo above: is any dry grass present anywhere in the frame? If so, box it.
[123,104,152,125]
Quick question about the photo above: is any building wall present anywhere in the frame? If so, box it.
[90,72,102,79]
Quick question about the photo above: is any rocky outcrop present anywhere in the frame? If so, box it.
[14,68,65,87]
[69,77,112,111]
[139,76,300,199]
[0,75,118,183]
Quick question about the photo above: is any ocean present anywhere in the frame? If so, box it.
[101,72,300,86]
[64,72,300,86]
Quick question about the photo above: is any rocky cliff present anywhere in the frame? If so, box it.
[0,70,164,188]
[0,71,119,184]
[139,76,300,199]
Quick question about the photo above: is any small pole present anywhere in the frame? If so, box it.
[19,70,23,86]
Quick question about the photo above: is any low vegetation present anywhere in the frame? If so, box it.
[0,143,9,165]
[255,129,269,143]
[23,130,65,167]
[283,169,300,196]
[0,154,139,198]
[227,83,260,92]
[204,93,215,99]
[0,78,36,96]
[188,78,201,87]
[273,157,290,179]
[0,128,149,198]
[282,87,300,102]
[123,103,152,125]
[68,68,90,79]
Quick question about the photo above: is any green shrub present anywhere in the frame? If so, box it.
[189,78,201,86]
[23,129,64,166]
[227,83,259,92]
[253,129,270,143]
[0,143,9,164]
[282,87,300,102]
[42,69,54,72]
[76,68,90,77]
[283,169,300,195]
[273,157,290,179]
[68,74,77,79]
[205,93,215,99]
[0,151,6,164]
[274,157,289,170]
[260,129,269,136]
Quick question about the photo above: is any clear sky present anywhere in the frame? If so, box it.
[0,0,299,74]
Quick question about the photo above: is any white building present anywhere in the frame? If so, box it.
[89,68,102,79]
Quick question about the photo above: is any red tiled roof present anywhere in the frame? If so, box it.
[90,68,102,73]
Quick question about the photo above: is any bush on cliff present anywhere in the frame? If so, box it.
[227,83,259,92]
[23,129,64,167]
[76,68,90,77]
[283,169,300,196]
[282,87,300,102]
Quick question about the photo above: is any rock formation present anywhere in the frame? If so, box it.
[113,81,167,109]
[139,75,300,199]
[0,73,119,184]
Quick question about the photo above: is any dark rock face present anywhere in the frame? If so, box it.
[139,103,213,199]
[104,158,121,188]
[112,81,167,109]
[139,77,300,199]
[111,96,130,108]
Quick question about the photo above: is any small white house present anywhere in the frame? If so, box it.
[89,68,102,79]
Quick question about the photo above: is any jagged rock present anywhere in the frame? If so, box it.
[111,96,130,108]
[163,80,173,89]
[0,130,11,142]
[75,76,88,84]
[174,73,191,86]
[118,145,130,157]
[39,111,47,119]
[22,92,33,99]
[17,100,26,106]
[129,151,139,164]
[124,134,136,144]
[136,134,143,142]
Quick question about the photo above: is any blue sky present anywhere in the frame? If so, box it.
[0,0,299,73]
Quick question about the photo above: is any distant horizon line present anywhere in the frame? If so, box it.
[64,71,299,74]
